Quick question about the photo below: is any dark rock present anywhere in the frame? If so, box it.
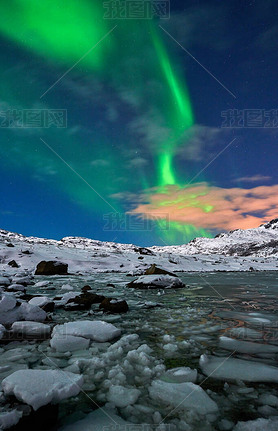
[134,247,155,256]
[42,302,55,312]
[82,285,92,292]
[8,260,19,268]
[107,283,116,288]
[144,264,176,277]
[66,292,105,310]
[99,297,128,313]
[35,261,68,275]
[22,250,32,255]
[6,243,14,247]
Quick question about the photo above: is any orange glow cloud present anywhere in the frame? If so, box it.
[129,182,278,231]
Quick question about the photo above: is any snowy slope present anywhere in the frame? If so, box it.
[152,219,278,257]
[0,219,278,274]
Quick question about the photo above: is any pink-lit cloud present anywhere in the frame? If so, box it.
[129,182,278,231]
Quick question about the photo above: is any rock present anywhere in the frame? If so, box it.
[66,292,105,310]
[144,264,176,277]
[107,283,115,288]
[82,285,92,292]
[2,369,83,410]
[134,247,155,256]
[127,274,185,289]
[8,260,19,268]
[35,261,68,276]
[6,243,14,247]
[99,298,128,313]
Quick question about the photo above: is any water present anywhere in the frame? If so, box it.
[8,272,278,429]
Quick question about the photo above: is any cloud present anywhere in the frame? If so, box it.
[128,157,148,168]
[235,175,271,183]
[255,24,278,51]
[176,125,228,162]
[163,4,235,52]
[90,159,110,167]
[129,182,278,231]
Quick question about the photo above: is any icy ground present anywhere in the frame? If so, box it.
[1,220,278,275]
[0,270,277,430]
[0,226,278,429]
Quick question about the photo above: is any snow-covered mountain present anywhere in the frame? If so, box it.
[0,219,278,274]
[153,219,278,257]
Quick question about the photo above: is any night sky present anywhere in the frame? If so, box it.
[1,0,278,246]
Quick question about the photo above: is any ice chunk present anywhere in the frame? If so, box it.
[60,408,130,431]
[149,380,218,415]
[6,284,25,292]
[0,294,16,312]
[200,354,278,383]
[233,417,278,430]
[107,384,140,407]
[18,303,47,322]
[0,409,23,429]
[128,274,184,289]
[0,277,11,286]
[160,367,197,383]
[0,324,5,339]
[51,334,90,352]
[53,320,121,342]
[28,296,52,308]
[34,281,49,287]
[258,393,278,407]
[2,369,83,410]
[11,321,51,337]
[219,336,278,354]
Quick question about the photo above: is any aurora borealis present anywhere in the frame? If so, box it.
[1,1,278,245]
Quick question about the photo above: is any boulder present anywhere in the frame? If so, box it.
[134,247,155,256]
[144,264,176,277]
[8,260,19,268]
[99,298,128,313]
[35,261,68,276]
[66,292,105,310]
[81,285,92,292]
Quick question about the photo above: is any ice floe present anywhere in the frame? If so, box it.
[2,369,83,410]
[149,380,218,415]
[200,354,278,382]
[53,320,121,342]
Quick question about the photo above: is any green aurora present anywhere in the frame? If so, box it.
[0,0,211,244]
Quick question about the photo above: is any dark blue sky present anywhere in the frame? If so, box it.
[1,0,278,245]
